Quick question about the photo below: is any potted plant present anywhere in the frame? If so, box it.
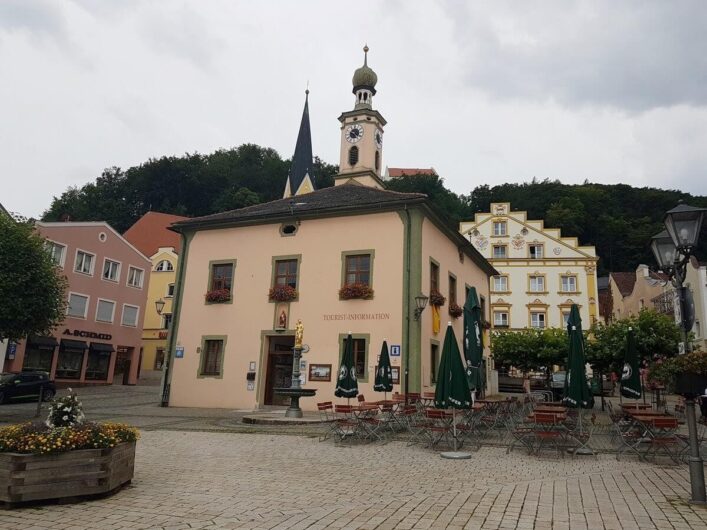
[269,284,298,302]
[0,389,138,506]
[429,290,446,308]
[205,288,231,303]
[648,350,707,397]
[448,302,463,319]
[339,283,374,300]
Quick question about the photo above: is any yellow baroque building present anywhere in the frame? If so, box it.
[459,203,599,330]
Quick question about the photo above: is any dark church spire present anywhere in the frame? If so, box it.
[283,89,315,198]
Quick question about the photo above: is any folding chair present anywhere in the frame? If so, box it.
[644,417,681,463]
[425,408,455,449]
[531,412,567,458]
[317,401,336,442]
[333,404,359,442]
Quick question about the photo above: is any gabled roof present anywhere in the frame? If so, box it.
[284,92,314,197]
[386,167,436,178]
[123,211,189,257]
[610,272,637,297]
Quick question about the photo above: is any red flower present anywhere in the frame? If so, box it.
[205,289,231,303]
[339,283,374,300]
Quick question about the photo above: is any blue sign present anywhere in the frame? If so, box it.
[175,346,184,359]
[7,341,17,360]
[390,345,401,357]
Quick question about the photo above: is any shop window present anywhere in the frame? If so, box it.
[127,266,144,288]
[155,260,173,272]
[85,344,113,380]
[529,276,545,292]
[448,275,457,306]
[529,244,544,259]
[492,276,508,292]
[22,343,55,372]
[46,241,66,267]
[95,299,115,323]
[274,259,298,289]
[56,341,86,379]
[74,250,94,275]
[345,254,371,286]
[201,339,224,376]
[430,343,439,384]
[492,245,507,259]
[121,304,139,327]
[493,221,507,236]
[561,275,577,292]
[530,312,546,329]
[67,293,89,318]
[102,259,120,282]
[154,348,165,370]
[210,263,234,292]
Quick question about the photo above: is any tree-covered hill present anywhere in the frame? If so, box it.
[43,144,706,274]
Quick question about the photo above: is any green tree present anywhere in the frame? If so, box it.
[491,328,567,377]
[214,187,261,212]
[0,216,68,341]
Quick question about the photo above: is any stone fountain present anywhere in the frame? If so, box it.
[274,320,317,418]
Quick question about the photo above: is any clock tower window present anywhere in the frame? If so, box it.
[375,151,379,170]
[348,146,359,166]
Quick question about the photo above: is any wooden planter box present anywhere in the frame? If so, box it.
[0,441,135,506]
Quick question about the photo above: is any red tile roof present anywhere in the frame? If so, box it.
[123,211,189,257]
[386,167,437,178]
[610,272,637,297]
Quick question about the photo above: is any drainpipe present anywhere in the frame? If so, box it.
[403,205,412,400]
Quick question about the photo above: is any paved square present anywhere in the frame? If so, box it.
[1,430,706,530]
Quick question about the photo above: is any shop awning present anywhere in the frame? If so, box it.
[61,339,87,350]
[89,342,114,353]
[29,336,58,349]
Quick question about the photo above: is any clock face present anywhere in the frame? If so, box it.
[345,124,364,143]
[375,130,383,148]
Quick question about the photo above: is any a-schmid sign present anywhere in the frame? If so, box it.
[63,329,112,341]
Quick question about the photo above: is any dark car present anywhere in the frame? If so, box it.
[0,372,56,403]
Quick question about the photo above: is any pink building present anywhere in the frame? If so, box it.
[3,222,151,385]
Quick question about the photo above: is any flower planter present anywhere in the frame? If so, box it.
[0,441,135,507]
[674,372,707,398]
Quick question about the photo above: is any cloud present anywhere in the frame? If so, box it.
[446,2,707,112]
[0,0,67,41]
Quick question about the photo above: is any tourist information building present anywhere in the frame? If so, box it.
[162,49,497,409]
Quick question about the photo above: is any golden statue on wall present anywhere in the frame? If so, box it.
[294,319,304,349]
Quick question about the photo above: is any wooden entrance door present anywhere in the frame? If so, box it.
[264,353,293,406]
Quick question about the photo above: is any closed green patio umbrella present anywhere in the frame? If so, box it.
[435,323,472,459]
[374,340,393,396]
[620,327,642,400]
[335,333,358,399]
[463,287,485,395]
[563,304,593,409]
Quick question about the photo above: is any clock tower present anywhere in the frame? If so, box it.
[335,46,387,189]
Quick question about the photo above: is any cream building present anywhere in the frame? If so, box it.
[607,266,669,322]
[459,203,599,330]
[161,48,497,410]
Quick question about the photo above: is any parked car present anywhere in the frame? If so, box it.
[0,372,56,404]
[550,371,566,399]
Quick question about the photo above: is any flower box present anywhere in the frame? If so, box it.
[339,283,374,300]
[448,302,463,319]
[429,290,446,307]
[269,284,298,302]
[205,289,231,303]
[0,441,135,506]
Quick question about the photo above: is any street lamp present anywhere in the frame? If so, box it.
[414,293,429,321]
[651,202,707,504]
[155,298,166,316]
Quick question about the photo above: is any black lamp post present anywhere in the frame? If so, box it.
[651,203,706,504]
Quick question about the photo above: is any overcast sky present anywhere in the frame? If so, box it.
[2,1,706,218]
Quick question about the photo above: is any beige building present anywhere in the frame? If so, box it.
[459,203,599,330]
[162,48,497,410]
[607,266,669,322]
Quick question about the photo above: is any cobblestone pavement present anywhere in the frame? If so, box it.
[2,430,706,530]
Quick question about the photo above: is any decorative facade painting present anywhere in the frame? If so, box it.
[473,235,488,251]
[511,234,525,250]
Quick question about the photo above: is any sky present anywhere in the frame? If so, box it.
[1,0,707,219]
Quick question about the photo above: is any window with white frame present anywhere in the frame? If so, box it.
[529,244,543,259]
[530,311,546,329]
[155,260,173,272]
[562,312,570,327]
[493,311,509,327]
[102,259,120,282]
[95,299,115,323]
[127,266,144,288]
[166,283,175,297]
[121,304,139,327]
[492,276,508,292]
[529,275,545,292]
[560,275,577,292]
[492,221,507,236]
[74,250,94,275]
[67,293,89,318]
[46,241,66,267]
[492,245,507,259]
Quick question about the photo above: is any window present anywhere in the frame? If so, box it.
[167,283,175,297]
[695,320,701,339]
[155,260,173,272]
[350,338,366,379]
[85,345,112,381]
[492,245,507,259]
[529,244,543,259]
[274,259,298,288]
[492,221,507,236]
[348,146,359,166]
[22,341,55,372]
[562,312,570,327]
[375,150,380,170]
[95,299,115,323]
[494,311,509,327]
[530,312,546,329]
[154,349,165,370]
[201,339,224,376]
[121,304,139,327]
[430,261,439,293]
[345,254,371,285]
[74,250,94,275]
[492,276,508,292]
[430,343,439,384]
[561,275,577,292]
[102,259,120,282]
[46,241,66,267]
[67,293,89,318]
[529,275,545,292]
[448,275,457,306]
[162,313,172,330]
[210,263,234,291]
[639,299,645,310]
[56,341,85,379]
[127,266,144,288]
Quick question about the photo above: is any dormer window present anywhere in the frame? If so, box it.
[155,260,173,272]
